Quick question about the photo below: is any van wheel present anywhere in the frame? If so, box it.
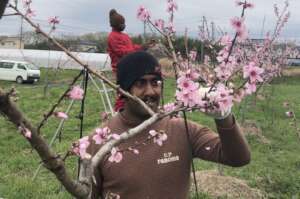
[16,76,23,84]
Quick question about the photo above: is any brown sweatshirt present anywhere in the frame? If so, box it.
[88,113,250,199]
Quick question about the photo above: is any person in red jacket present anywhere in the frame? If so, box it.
[107,9,155,112]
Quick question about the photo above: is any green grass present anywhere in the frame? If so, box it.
[1,69,300,198]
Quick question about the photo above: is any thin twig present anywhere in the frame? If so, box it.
[37,71,83,133]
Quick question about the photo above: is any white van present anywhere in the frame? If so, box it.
[0,60,40,83]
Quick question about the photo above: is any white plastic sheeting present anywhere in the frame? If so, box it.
[0,49,111,70]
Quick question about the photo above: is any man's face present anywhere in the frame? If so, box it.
[125,74,162,118]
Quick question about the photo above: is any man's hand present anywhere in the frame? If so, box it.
[198,87,231,120]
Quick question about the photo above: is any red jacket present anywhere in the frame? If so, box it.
[107,30,142,73]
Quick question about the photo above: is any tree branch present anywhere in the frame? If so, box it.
[0,89,91,198]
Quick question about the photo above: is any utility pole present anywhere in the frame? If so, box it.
[211,21,215,41]
[200,16,205,63]
[143,21,146,43]
[260,15,266,39]
[19,16,23,49]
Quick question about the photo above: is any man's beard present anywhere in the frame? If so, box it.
[142,96,160,113]
[143,96,159,112]
[127,96,160,119]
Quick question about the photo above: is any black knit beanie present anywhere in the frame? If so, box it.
[117,51,162,91]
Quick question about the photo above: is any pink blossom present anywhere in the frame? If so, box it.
[108,147,123,163]
[129,147,140,154]
[48,16,60,28]
[215,84,234,114]
[137,6,150,22]
[285,111,294,118]
[163,102,176,112]
[233,89,245,103]
[244,82,257,94]
[214,65,232,81]
[220,34,232,46]
[108,134,121,140]
[154,19,165,30]
[216,48,229,63]
[176,90,199,107]
[149,130,168,146]
[244,2,254,9]
[154,133,167,146]
[133,149,139,154]
[189,50,197,62]
[198,87,211,100]
[92,127,110,145]
[176,75,200,107]
[73,136,91,159]
[18,126,32,139]
[177,76,199,92]
[68,86,84,100]
[230,17,245,32]
[243,62,264,83]
[25,8,35,18]
[185,69,200,81]
[167,0,178,13]
[230,16,248,41]
[54,111,68,119]
[166,22,176,34]
[236,26,248,41]
[149,129,158,137]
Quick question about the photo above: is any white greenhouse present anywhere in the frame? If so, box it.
[0,49,111,71]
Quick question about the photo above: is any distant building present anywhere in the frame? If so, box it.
[0,48,111,70]
[287,58,300,66]
[0,36,24,49]
[249,38,265,45]
[70,41,98,53]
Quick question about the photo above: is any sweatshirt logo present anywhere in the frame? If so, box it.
[157,152,179,165]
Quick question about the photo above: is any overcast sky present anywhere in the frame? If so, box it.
[0,0,299,41]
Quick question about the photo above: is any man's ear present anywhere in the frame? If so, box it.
[0,0,9,19]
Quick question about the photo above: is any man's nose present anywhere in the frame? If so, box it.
[144,82,156,95]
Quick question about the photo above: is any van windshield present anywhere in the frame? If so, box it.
[25,63,39,70]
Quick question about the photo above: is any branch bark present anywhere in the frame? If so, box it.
[0,89,91,199]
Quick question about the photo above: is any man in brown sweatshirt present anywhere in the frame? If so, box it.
[88,51,251,199]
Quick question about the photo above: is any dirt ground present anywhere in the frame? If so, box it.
[282,67,300,76]
[240,120,270,144]
[191,170,266,199]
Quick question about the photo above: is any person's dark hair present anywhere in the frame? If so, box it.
[109,9,125,29]
[0,0,9,19]
[117,51,162,91]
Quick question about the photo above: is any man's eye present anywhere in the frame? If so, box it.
[151,80,159,86]
[134,80,146,87]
